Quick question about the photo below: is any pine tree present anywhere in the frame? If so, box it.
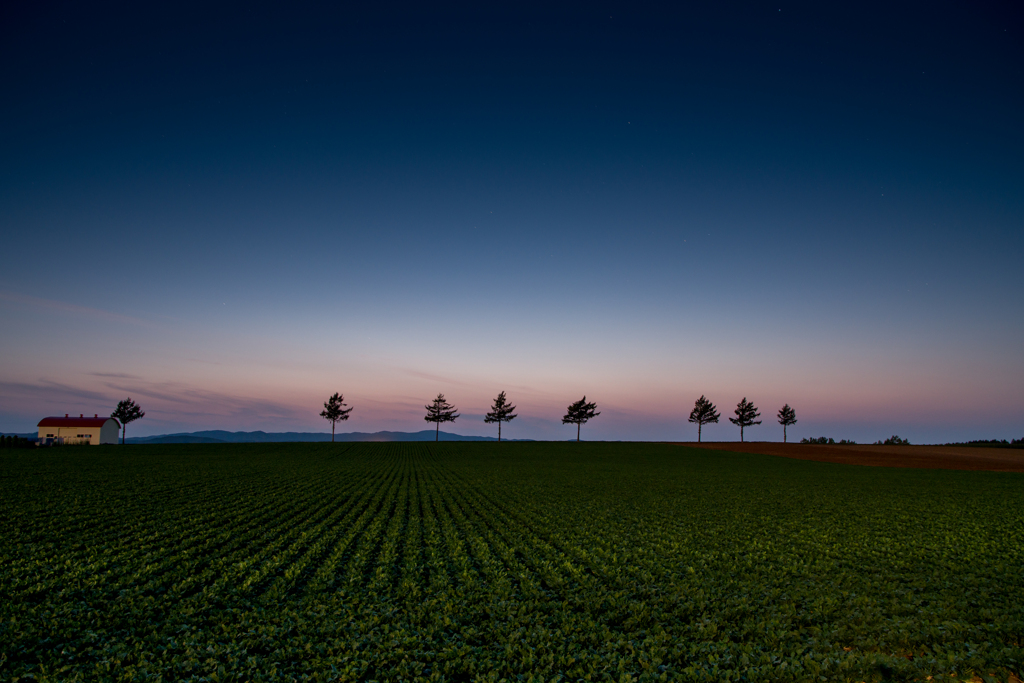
[483,391,517,442]
[729,397,761,442]
[688,395,720,443]
[111,398,145,445]
[562,396,600,442]
[777,404,797,443]
[320,392,353,443]
[424,393,459,441]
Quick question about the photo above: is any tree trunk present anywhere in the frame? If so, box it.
[332,422,335,443]
[577,423,580,442]
[784,425,787,443]
[498,422,501,442]
[122,426,125,445]
[741,425,744,442]
[435,422,439,442]
[698,423,702,443]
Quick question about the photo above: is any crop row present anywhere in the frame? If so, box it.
[1,442,1021,682]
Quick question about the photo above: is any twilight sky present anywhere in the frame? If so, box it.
[1,2,1022,442]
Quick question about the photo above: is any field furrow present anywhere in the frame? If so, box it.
[1,442,1021,683]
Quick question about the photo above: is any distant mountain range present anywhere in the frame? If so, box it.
[124,430,531,444]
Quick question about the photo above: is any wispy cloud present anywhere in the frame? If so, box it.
[399,369,545,398]
[0,380,112,405]
[92,377,307,421]
[401,368,479,388]
[0,377,311,432]
[0,290,154,327]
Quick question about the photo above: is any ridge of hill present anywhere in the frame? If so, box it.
[124,430,530,444]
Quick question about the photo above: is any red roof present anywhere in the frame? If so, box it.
[37,415,120,428]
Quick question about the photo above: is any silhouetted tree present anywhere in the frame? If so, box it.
[424,393,459,441]
[562,396,600,442]
[320,392,353,443]
[111,398,145,445]
[484,391,517,442]
[777,403,797,443]
[688,395,720,443]
[729,397,761,442]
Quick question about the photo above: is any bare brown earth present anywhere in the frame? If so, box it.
[673,441,1024,472]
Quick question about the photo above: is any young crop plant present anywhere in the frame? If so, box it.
[729,397,762,442]
[2,442,1022,682]
[688,395,720,443]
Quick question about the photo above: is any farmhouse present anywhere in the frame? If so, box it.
[37,415,120,445]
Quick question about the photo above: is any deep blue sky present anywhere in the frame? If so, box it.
[1,2,1022,442]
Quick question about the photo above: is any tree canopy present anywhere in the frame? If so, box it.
[688,395,720,443]
[424,393,459,441]
[562,396,600,442]
[728,397,761,442]
[111,398,145,445]
[483,391,517,442]
[320,393,353,443]
[777,404,797,443]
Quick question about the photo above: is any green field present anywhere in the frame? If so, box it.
[1,443,1021,682]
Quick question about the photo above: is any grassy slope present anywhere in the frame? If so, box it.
[0,442,1021,682]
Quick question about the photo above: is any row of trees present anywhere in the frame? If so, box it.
[323,391,533,442]
[688,396,798,443]
[0,434,35,449]
[321,392,798,443]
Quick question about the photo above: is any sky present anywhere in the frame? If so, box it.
[1,2,1022,443]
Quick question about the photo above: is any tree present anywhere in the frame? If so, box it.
[777,403,797,443]
[484,391,517,442]
[688,395,720,443]
[562,396,600,442]
[729,397,761,442]
[320,392,353,443]
[424,393,459,441]
[111,398,145,445]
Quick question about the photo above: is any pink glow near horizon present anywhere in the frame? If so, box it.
[1,358,1017,440]
[1,291,1021,441]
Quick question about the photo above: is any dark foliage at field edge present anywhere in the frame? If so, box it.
[943,438,1024,449]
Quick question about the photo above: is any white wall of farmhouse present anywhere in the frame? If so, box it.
[37,417,120,445]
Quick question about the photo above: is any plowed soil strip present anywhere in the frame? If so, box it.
[676,442,1024,472]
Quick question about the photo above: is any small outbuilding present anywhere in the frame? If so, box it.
[37,414,120,445]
